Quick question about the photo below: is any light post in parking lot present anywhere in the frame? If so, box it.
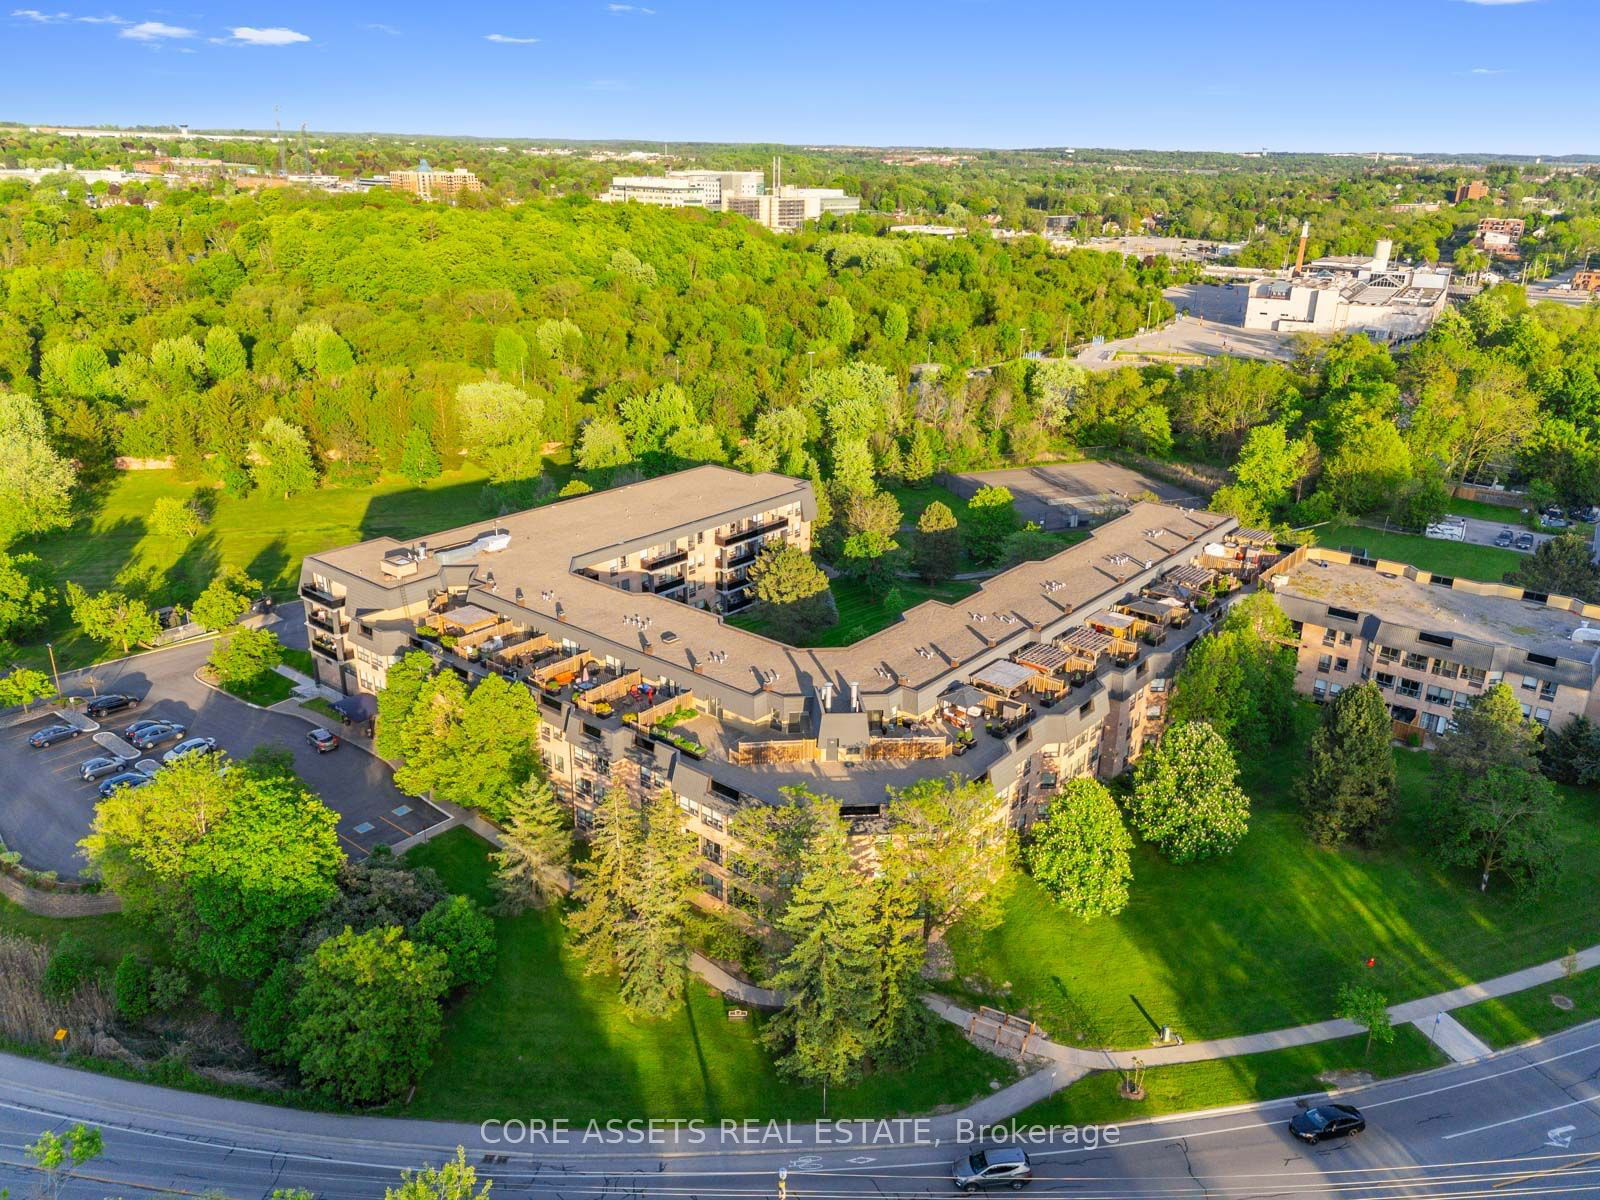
[44,642,61,699]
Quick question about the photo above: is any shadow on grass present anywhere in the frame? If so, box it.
[245,538,293,595]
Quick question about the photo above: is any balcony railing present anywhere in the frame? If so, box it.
[307,609,343,635]
[311,637,349,663]
[300,582,344,608]
[721,543,760,569]
[715,516,788,547]
[641,548,688,572]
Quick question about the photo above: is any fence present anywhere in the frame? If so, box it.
[531,652,595,689]
[576,669,644,713]
[633,692,696,731]
[729,738,816,766]
[865,735,952,761]
[965,1006,1043,1058]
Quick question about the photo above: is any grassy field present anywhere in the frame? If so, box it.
[944,716,1600,1050]
[12,466,500,670]
[1315,524,1522,583]
[1451,966,1600,1049]
[1014,1027,1447,1127]
[1446,497,1530,524]
[399,828,1010,1124]
[0,895,157,969]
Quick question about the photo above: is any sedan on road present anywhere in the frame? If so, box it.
[162,736,217,765]
[1288,1103,1366,1143]
[97,771,153,799]
[953,1149,1032,1192]
[1494,528,1514,547]
[123,718,170,741]
[27,724,81,749]
[79,755,127,781]
[84,693,137,718]
[130,723,186,751]
[306,728,340,753]
[1516,532,1537,551]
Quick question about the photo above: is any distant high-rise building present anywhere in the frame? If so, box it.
[390,160,482,201]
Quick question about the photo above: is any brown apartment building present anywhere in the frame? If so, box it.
[1269,545,1600,739]
[390,162,482,201]
[301,466,1267,910]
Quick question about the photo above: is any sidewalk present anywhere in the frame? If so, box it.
[925,944,1600,1077]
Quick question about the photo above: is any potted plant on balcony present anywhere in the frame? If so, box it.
[953,729,974,757]
[414,625,440,641]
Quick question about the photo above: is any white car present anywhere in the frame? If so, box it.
[162,736,218,765]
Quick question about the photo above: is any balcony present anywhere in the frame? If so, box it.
[646,573,687,596]
[721,543,760,569]
[715,516,788,547]
[311,635,349,663]
[300,582,344,608]
[641,547,688,572]
[307,608,344,635]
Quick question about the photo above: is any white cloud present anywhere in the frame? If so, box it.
[120,19,193,38]
[11,9,71,20]
[226,25,309,44]
[75,12,127,22]
[607,3,655,12]
[366,21,399,35]
[485,32,538,42]
[1469,66,1507,74]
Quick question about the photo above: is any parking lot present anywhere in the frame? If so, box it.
[0,626,445,878]
[945,461,1208,528]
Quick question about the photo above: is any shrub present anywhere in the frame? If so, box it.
[147,965,191,1012]
[112,953,152,1021]
[42,936,96,1002]
[415,895,498,989]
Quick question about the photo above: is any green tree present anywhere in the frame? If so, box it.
[0,550,55,642]
[400,428,443,486]
[433,673,541,823]
[375,652,435,760]
[1322,416,1411,514]
[203,325,248,380]
[491,776,572,913]
[191,565,259,632]
[415,895,498,989]
[1000,526,1061,566]
[868,850,929,1063]
[617,788,700,1019]
[66,583,159,653]
[112,952,153,1020]
[884,773,1010,941]
[288,925,449,1105]
[1541,715,1600,787]
[148,495,206,541]
[493,326,529,384]
[1024,778,1133,918]
[25,1123,103,1200]
[0,666,54,711]
[249,417,318,499]
[1299,681,1396,847]
[457,380,546,481]
[208,625,284,688]
[1433,765,1561,897]
[1335,982,1394,1057]
[1434,682,1541,780]
[726,792,821,937]
[1509,532,1600,603]
[762,805,878,1087]
[911,500,961,583]
[748,543,835,642]
[567,785,641,972]
[840,528,898,590]
[387,1147,493,1200]
[0,388,77,542]
[1128,721,1251,863]
[964,485,1021,567]
[1169,592,1296,754]
[576,417,633,471]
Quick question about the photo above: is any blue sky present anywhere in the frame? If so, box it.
[2,0,1595,154]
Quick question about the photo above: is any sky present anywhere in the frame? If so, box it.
[2,0,1596,155]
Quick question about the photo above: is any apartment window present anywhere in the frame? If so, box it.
[1521,702,1533,718]
[1321,629,1337,647]
[1403,652,1429,672]
[1312,680,1328,701]
[1430,659,1460,679]
[1397,678,1421,699]
[1425,685,1453,707]
[1521,675,1537,692]
[1337,631,1352,646]
[1377,646,1400,665]
[1375,672,1395,690]
[1540,679,1558,701]
[1535,708,1552,726]
[1334,657,1349,674]
[1453,692,1471,709]
[1462,666,1487,688]
[1317,655,1333,674]
[1329,683,1345,697]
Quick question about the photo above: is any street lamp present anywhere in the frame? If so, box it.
[45,642,61,698]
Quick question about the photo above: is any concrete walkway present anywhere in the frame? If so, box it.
[1413,1011,1493,1064]
[926,943,1600,1077]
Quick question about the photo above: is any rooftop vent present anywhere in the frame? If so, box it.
[381,548,420,579]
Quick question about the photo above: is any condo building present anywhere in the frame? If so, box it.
[302,466,1263,910]
[390,160,483,201]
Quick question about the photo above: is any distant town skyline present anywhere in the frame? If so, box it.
[2,0,1596,156]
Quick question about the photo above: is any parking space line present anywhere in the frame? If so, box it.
[337,832,370,855]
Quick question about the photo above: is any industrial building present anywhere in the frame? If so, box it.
[600,159,859,231]
[301,466,1266,910]
[1242,238,1451,343]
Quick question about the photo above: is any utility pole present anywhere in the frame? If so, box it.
[45,642,60,698]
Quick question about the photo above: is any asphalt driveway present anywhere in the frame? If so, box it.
[0,622,444,878]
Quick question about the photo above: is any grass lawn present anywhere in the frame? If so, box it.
[12,465,499,671]
[220,671,297,707]
[1014,1027,1447,1127]
[299,697,343,723]
[281,648,314,676]
[400,828,1010,1124]
[1451,966,1600,1050]
[732,576,981,647]
[1316,524,1521,584]
[1446,497,1530,524]
[0,895,158,969]
[944,715,1600,1050]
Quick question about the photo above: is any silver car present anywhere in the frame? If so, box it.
[953,1148,1031,1192]
[79,755,125,781]
[162,736,217,764]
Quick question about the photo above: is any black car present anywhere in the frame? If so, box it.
[85,693,137,717]
[306,728,340,753]
[130,722,186,750]
[1289,1103,1366,1143]
[1493,528,1514,548]
[1515,532,1536,551]
[98,771,152,799]
[28,723,81,748]
[123,717,169,741]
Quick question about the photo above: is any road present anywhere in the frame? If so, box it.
[0,606,444,876]
[2,1022,1598,1197]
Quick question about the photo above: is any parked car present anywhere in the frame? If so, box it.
[1543,515,1570,530]
[306,728,340,754]
[27,724,81,749]
[79,755,126,781]
[1288,1103,1366,1144]
[953,1149,1032,1192]
[84,693,137,717]
[162,736,217,765]
[123,718,169,740]
[130,723,186,751]
[98,771,153,799]
[1494,528,1515,547]
[1516,532,1536,551]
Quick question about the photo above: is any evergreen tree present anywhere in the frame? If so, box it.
[617,788,700,1019]
[1435,682,1541,781]
[1299,681,1397,847]
[567,786,641,973]
[1541,714,1600,786]
[762,806,878,1087]
[869,851,931,1063]
[911,500,961,583]
[1128,721,1251,863]
[1024,778,1134,918]
[747,543,835,643]
[902,430,935,486]
[491,776,572,913]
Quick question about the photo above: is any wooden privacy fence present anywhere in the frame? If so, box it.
[493,633,560,669]
[532,652,594,688]
[577,669,644,713]
[729,738,816,766]
[966,1006,1042,1058]
[634,692,696,730]
[865,735,951,761]
[453,619,523,654]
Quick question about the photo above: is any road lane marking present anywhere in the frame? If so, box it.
[1443,1092,1600,1140]
[1496,1152,1600,1189]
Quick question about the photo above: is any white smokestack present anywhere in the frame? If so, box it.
[1373,239,1393,272]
